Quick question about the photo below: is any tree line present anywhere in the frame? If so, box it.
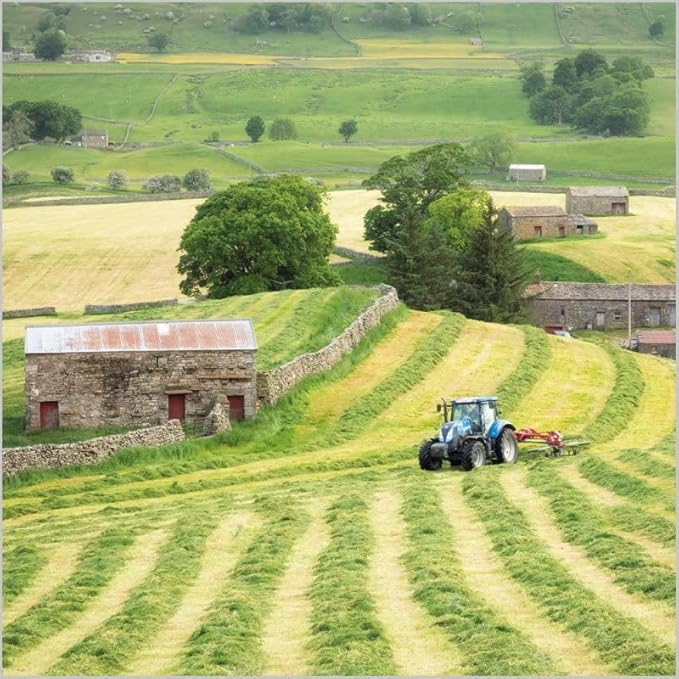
[520,49,653,136]
[244,116,358,143]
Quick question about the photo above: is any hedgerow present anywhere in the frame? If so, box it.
[178,497,308,674]
[308,494,396,675]
[461,473,675,675]
[580,334,644,443]
[528,461,675,606]
[400,480,555,675]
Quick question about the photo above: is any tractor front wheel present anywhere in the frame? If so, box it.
[419,440,442,471]
[461,439,486,471]
[496,428,518,464]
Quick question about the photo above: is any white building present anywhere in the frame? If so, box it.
[507,164,547,182]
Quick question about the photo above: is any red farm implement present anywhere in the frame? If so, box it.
[514,428,590,457]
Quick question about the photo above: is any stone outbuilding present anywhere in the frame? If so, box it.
[525,283,676,331]
[635,330,676,359]
[24,320,257,431]
[497,206,598,240]
[507,164,546,182]
[74,130,109,148]
[565,186,629,216]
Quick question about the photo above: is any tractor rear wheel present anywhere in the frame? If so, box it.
[419,440,442,471]
[496,428,518,464]
[461,439,486,471]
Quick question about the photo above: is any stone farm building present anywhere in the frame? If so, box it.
[525,282,676,331]
[68,49,112,63]
[507,164,546,182]
[24,320,257,431]
[74,129,109,148]
[635,330,676,359]
[565,186,629,216]
[497,206,598,240]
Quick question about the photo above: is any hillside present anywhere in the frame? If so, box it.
[2,298,675,675]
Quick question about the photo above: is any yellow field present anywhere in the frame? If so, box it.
[2,191,674,312]
[115,52,278,65]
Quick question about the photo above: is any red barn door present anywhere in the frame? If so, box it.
[227,395,245,421]
[168,394,186,421]
[40,401,59,430]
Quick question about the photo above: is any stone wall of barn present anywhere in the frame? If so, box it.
[257,284,400,406]
[25,349,257,431]
[565,193,629,216]
[499,213,577,240]
[507,167,546,181]
[2,420,185,477]
[526,298,675,330]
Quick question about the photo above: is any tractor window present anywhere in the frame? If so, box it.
[480,402,494,431]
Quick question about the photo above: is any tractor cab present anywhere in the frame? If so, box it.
[437,396,498,437]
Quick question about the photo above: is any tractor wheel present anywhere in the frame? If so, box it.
[496,428,518,464]
[461,439,486,471]
[419,440,442,471]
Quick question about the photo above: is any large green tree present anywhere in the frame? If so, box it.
[363,142,472,253]
[520,62,546,97]
[2,110,33,150]
[8,100,81,141]
[178,175,340,297]
[34,27,67,60]
[574,49,608,78]
[469,133,514,172]
[552,57,578,92]
[452,200,528,323]
[424,188,491,251]
[528,85,571,125]
[245,115,265,142]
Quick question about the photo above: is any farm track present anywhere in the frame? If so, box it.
[499,469,675,646]
[3,305,675,675]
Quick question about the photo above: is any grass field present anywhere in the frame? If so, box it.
[2,295,675,675]
[3,190,674,314]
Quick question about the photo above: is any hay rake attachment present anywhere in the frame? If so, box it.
[514,428,590,457]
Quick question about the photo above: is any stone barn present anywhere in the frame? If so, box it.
[507,164,546,182]
[525,283,676,331]
[565,186,629,216]
[76,130,109,148]
[497,206,598,240]
[635,330,676,359]
[24,320,258,432]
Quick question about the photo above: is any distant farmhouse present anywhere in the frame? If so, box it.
[3,48,112,63]
[507,164,546,182]
[565,186,629,216]
[634,330,676,359]
[72,129,109,148]
[498,206,598,240]
[24,320,258,431]
[526,283,676,331]
[2,47,37,62]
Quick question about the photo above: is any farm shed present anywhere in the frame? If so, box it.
[525,283,676,331]
[635,330,676,359]
[507,164,546,182]
[24,320,257,432]
[497,206,597,240]
[75,130,109,148]
[68,49,112,63]
[565,186,629,216]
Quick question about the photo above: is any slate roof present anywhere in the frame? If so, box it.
[636,330,676,345]
[568,213,598,226]
[525,283,676,302]
[502,206,566,217]
[568,186,629,197]
[25,320,257,354]
[509,164,546,170]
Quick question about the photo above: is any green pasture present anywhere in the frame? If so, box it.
[478,3,562,49]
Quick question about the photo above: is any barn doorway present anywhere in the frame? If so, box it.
[649,307,661,327]
[227,395,245,421]
[558,226,566,238]
[40,401,59,430]
[596,311,606,329]
[611,202,626,215]
[533,225,543,238]
[168,394,186,421]
[668,304,675,327]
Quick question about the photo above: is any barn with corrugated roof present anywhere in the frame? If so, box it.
[24,320,257,431]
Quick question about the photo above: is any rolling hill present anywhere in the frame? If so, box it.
[2,291,675,675]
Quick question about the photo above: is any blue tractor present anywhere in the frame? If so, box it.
[418,396,517,471]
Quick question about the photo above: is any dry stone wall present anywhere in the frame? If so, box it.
[257,284,399,406]
[3,307,57,319]
[84,299,178,314]
[2,420,185,477]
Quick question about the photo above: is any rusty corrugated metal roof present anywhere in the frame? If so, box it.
[25,320,257,354]
[636,330,676,345]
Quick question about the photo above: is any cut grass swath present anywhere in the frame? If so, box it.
[580,334,644,443]
[176,497,308,675]
[462,472,675,676]
[603,503,676,547]
[2,546,48,608]
[2,526,137,668]
[527,461,675,607]
[400,480,556,675]
[618,448,676,480]
[45,507,224,675]
[308,494,396,675]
